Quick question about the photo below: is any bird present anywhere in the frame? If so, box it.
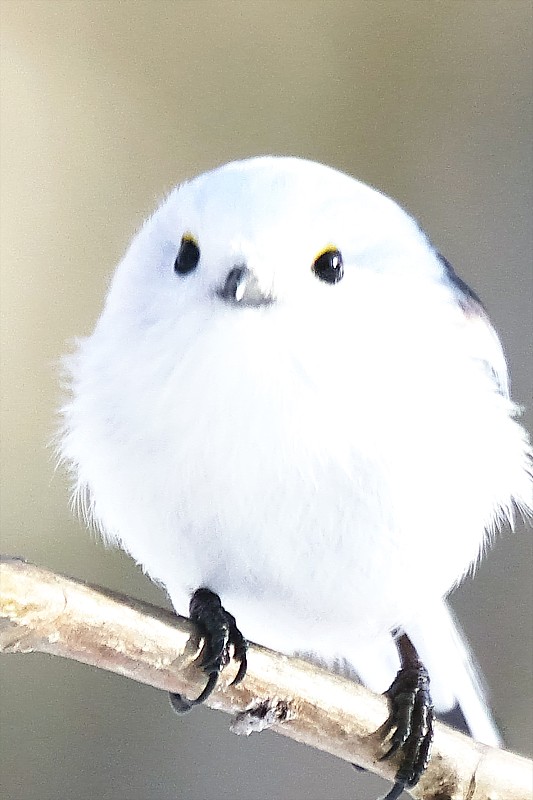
[59,156,532,798]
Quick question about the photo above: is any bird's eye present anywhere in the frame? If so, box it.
[174,233,200,275]
[312,247,344,284]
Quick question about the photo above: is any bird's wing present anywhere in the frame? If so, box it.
[437,253,510,398]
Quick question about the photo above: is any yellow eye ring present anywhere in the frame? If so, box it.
[181,231,199,247]
[313,244,338,262]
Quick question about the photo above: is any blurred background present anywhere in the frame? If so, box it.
[1,2,531,799]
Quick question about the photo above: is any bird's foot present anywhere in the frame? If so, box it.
[169,588,248,714]
[379,655,434,799]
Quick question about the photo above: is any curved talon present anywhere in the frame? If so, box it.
[226,609,248,685]
[169,588,248,714]
[381,782,407,800]
[231,651,248,686]
[169,672,220,714]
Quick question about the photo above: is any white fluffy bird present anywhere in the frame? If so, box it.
[60,157,532,797]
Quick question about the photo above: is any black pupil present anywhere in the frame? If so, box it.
[175,238,200,274]
[313,249,344,284]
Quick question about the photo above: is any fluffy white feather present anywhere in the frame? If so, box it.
[59,157,532,744]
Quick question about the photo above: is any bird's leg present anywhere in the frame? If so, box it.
[379,632,434,799]
[169,588,248,713]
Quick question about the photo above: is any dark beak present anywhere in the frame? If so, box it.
[218,265,273,307]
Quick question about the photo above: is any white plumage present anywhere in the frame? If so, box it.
[60,156,532,746]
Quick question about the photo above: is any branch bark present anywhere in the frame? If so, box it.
[1,557,530,799]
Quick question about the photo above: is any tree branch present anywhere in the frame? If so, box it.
[1,557,530,799]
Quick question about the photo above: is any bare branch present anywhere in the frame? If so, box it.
[1,557,531,799]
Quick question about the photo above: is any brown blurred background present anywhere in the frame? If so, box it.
[1,2,531,799]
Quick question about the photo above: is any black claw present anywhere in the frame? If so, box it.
[381,781,407,800]
[169,588,248,714]
[379,634,434,796]
[225,610,247,685]
[168,690,199,714]
[232,652,248,686]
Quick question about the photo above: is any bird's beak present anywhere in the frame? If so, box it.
[217,265,273,307]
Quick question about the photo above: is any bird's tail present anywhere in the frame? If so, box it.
[351,599,501,747]
[403,599,501,747]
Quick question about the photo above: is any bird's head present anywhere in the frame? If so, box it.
[103,156,440,336]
